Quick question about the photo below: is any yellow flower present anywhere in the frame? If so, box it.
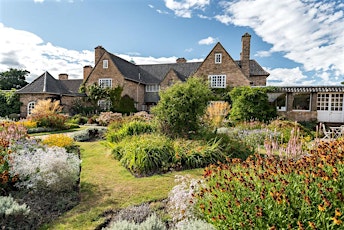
[308,221,316,229]
[335,208,342,217]
[318,204,326,212]
[331,217,342,225]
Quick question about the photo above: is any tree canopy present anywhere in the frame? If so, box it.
[0,68,29,90]
[229,86,277,123]
[152,77,212,138]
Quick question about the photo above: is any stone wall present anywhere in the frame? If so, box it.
[194,43,251,87]
[160,69,182,90]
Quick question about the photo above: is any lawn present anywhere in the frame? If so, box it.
[42,141,203,230]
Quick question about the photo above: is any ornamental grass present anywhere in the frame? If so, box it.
[194,139,344,229]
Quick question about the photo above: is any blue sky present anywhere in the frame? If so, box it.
[0,0,343,85]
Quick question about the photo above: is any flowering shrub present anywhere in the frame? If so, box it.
[96,112,122,126]
[16,119,37,129]
[132,111,154,122]
[42,134,74,149]
[9,146,80,192]
[194,139,344,229]
[0,122,27,190]
[29,113,68,130]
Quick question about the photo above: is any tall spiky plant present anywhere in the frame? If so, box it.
[30,99,62,116]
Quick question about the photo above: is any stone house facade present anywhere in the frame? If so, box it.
[17,33,270,117]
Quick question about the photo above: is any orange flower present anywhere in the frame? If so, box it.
[308,221,316,229]
[335,208,342,217]
[331,217,342,225]
[318,204,326,212]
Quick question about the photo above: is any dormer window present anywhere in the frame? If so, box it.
[103,60,108,69]
[215,53,222,64]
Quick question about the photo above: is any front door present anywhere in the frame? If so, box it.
[317,93,344,122]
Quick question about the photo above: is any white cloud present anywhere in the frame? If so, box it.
[217,0,344,84]
[164,0,210,18]
[198,36,216,45]
[34,0,44,3]
[266,67,310,86]
[0,24,202,83]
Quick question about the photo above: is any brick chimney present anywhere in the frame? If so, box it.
[58,73,68,80]
[83,65,93,81]
[240,33,251,78]
[176,57,187,63]
[95,46,106,64]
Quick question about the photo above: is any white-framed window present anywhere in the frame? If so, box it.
[215,53,222,64]
[98,99,111,111]
[208,75,226,88]
[103,60,108,69]
[27,101,35,115]
[99,78,112,88]
[145,84,160,92]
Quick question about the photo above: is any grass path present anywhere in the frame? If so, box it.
[43,141,203,230]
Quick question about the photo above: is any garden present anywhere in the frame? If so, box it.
[0,77,343,229]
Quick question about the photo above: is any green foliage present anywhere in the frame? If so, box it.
[152,77,212,138]
[0,89,21,117]
[115,95,137,114]
[106,120,155,143]
[68,114,88,125]
[30,114,68,130]
[70,98,98,116]
[172,139,224,170]
[267,119,313,143]
[229,86,277,123]
[0,68,29,90]
[194,140,344,229]
[112,134,174,176]
[71,127,107,142]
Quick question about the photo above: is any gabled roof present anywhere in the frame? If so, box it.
[17,71,83,96]
[236,60,270,76]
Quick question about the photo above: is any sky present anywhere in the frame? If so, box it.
[0,0,343,86]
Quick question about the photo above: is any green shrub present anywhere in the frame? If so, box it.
[194,139,344,229]
[112,134,174,176]
[68,114,88,125]
[30,114,68,130]
[152,77,212,138]
[107,121,155,143]
[172,139,224,170]
[267,119,313,143]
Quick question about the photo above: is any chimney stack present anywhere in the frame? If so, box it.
[95,45,106,64]
[83,65,93,81]
[240,33,251,78]
[176,57,187,63]
[58,73,68,80]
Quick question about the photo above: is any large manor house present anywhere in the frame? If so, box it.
[17,33,344,123]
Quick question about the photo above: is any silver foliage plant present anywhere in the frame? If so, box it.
[9,146,81,192]
[0,196,30,216]
[167,175,212,228]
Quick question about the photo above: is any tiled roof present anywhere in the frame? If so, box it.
[139,62,202,84]
[264,86,344,93]
[236,60,270,76]
[17,71,84,96]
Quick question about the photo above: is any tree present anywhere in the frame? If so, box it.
[0,68,29,90]
[229,86,277,122]
[152,77,212,138]
[0,89,21,117]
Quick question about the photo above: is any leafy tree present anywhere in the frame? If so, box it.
[152,77,212,138]
[0,68,29,90]
[0,89,21,117]
[229,86,277,123]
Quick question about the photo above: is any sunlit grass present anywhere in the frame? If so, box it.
[42,141,203,230]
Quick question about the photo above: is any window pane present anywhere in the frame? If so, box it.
[293,93,310,110]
